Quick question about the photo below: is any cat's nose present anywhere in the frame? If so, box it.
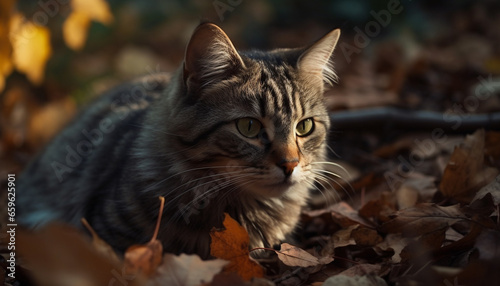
[279,161,298,177]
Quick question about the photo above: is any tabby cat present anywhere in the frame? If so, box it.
[18,23,341,259]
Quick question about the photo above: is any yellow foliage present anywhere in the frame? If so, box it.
[0,0,114,90]
[0,0,15,91]
[9,13,52,85]
[63,11,91,51]
[63,0,113,50]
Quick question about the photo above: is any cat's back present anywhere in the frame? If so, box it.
[17,73,171,227]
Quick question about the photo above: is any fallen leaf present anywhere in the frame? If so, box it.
[472,175,500,206]
[359,192,397,223]
[9,13,51,84]
[331,201,375,228]
[205,272,248,286]
[485,131,500,168]
[375,233,411,263]
[124,196,165,278]
[210,213,264,281]
[331,225,358,248]
[17,224,143,286]
[439,129,498,203]
[81,217,121,265]
[379,204,466,237]
[148,254,228,286]
[277,243,321,267]
[350,226,383,246]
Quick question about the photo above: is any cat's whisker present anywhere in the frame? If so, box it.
[310,161,352,179]
[311,168,354,202]
[304,178,332,207]
[160,172,252,212]
[170,174,255,224]
[310,172,340,204]
[141,165,246,193]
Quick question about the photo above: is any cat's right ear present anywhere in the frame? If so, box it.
[183,23,245,93]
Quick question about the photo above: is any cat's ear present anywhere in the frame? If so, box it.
[183,23,245,92]
[298,29,340,86]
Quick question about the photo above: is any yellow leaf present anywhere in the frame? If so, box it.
[63,0,113,51]
[9,13,51,85]
[0,0,15,91]
[71,0,113,24]
[63,11,91,51]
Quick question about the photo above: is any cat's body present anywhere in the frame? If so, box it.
[18,23,340,258]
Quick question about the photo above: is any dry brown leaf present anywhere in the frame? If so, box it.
[148,254,228,286]
[472,175,500,206]
[9,13,51,84]
[379,203,466,237]
[331,201,375,228]
[331,225,358,248]
[359,192,397,223]
[375,233,411,263]
[351,226,383,246]
[440,129,498,203]
[485,131,500,167]
[210,213,264,281]
[124,196,165,278]
[205,272,248,286]
[17,224,143,286]
[277,243,327,267]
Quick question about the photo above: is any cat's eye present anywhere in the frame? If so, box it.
[236,118,262,138]
[296,118,314,137]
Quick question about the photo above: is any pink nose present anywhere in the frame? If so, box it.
[280,161,298,177]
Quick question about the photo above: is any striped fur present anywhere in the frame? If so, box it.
[17,23,341,258]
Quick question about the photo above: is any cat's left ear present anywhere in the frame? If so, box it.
[298,29,341,86]
[183,23,245,93]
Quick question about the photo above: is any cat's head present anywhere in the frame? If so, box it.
[169,23,340,198]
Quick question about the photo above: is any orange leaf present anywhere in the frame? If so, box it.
[210,213,264,281]
[124,196,165,278]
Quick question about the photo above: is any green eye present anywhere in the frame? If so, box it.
[296,118,314,137]
[236,118,262,138]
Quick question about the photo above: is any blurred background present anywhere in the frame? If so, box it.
[1,0,500,174]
